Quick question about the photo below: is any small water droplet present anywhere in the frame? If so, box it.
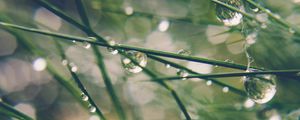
[243,69,277,104]
[158,19,170,32]
[214,65,219,68]
[88,104,96,113]
[84,42,91,49]
[206,80,212,86]
[81,93,89,101]
[33,58,47,71]
[224,59,234,63]
[243,98,255,108]
[177,70,189,80]
[222,87,229,93]
[165,64,171,68]
[121,51,147,73]
[274,14,281,19]
[61,59,68,66]
[88,37,97,41]
[296,72,300,76]
[72,40,76,43]
[124,6,134,15]
[107,40,118,55]
[289,28,295,34]
[177,49,191,56]
[71,66,78,72]
[215,0,244,26]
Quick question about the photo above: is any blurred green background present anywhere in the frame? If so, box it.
[0,0,300,120]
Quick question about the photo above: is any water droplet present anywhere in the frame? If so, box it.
[177,70,189,80]
[274,14,281,19]
[215,0,244,26]
[206,80,212,86]
[88,104,96,113]
[88,37,97,41]
[84,42,91,49]
[124,6,134,15]
[246,32,257,45]
[243,98,255,108]
[165,64,171,68]
[107,40,118,55]
[81,93,89,101]
[33,58,47,71]
[224,59,234,63]
[214,65,219,68]
[177,49,191,56]
[256,13,269,23]
[69,62,78,72]
[289,28,295,34]
[121,51,147,73]
[71,66,78,72]
[158,19,170,32]
[222,87,229,93]
[61,59,68,66]
[243,69,277,104]
[72,40,76,43]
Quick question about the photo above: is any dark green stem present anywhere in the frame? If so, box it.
[0,101,33,120]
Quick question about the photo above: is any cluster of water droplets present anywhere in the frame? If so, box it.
[121,50,148,73]
[71,37,97,49]
[176,49,191,80]
[105,37,119,55]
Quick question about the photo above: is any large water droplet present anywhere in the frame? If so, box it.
[243,69,277,104]
[215,0,244,26]
[88,104,96,113]
[81,93,89,102]
[121,51,147,73]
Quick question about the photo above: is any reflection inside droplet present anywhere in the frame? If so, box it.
[32,58,47,71]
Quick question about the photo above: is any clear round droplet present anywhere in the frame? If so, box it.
[81,93,89,101]
[32,57,47,71]
[215,0,244,26]
[71,66,78,72]
[121,50,147,73]
[124,6,134,15]
[177,49,191,56]
[61,59,68,66]
[206,80,212,86]
[177,70,189,80]
[158,19,170,32]
[243,70,277,104]
[165,64,171,68]
[222,87,229,93]
[72,40,76,43]
[88,104,96,113]
[243,98,255,108]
